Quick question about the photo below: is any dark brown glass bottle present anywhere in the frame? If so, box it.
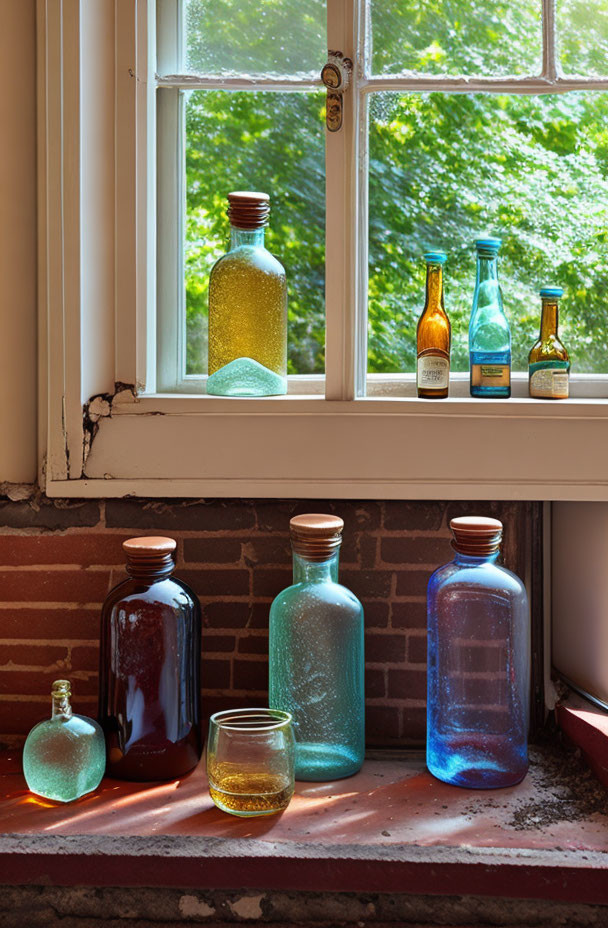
[98,537,201,781]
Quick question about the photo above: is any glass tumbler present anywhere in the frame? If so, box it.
[206,709,295,817]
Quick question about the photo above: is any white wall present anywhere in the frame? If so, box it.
[0,0,37,484]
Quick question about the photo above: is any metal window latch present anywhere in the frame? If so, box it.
[321,51,353,132]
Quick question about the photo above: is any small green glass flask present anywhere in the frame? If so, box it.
[22,680,105,802]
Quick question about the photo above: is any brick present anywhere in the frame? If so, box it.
[401,705,427,744]
[179,569,249,598]
[238,635,269,654]
[0,696,96,734]
[0,500,100,531]
[252,568,291,598]
[0,570,112,604]
[358,534,378,569]
[363,602,389,629]
[242,536,291,566]
[0,670,96,699]
[445,500,509,525]
[183,538,242,565]
[366,706,401,744]
[0,533,130,567]
[388,669,427,701]
[365,668,386,699]
[202,694,260,721]
[395,570,432,597]
[384,501,446,532]
[365,633,406,664]
[203,602,251,629]
[105,499,256,532]
[201,659,231,690]
[0,644,68,668]
[341,569,392,600]
[249,603,271,629]
[233,658,268,692]
[381,536,451,567]
[255,500,381,534]
[202,634,236,653]
[391,601,427,630]
[70,645,99,671]
[0,606,100,639]
[408,634,427,664]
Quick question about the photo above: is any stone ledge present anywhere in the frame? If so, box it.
[1,744,607,903]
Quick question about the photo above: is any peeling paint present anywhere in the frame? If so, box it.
[228,894,265,919]
[178,894,215,918]
[82,382,136,470]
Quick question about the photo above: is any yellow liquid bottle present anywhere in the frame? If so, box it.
[528,287,570,399]
[207,191,287,396]
[417,253,451,399]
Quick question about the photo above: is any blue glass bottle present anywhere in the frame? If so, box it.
[469,238,511,398]
[269,514,365,781]
[427,517,529,789]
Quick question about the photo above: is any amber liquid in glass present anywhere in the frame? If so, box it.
[208,764,293,816]
[528,294,570,399]
[98,560,201,781]
[417,260,451,399]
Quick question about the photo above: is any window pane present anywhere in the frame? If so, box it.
[558,0,608,76]
[367,91,608,375]
[185,0,326,78]
[185,91,325,376]
[370,1,541,76]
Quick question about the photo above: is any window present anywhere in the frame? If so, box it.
[38,0,608,499]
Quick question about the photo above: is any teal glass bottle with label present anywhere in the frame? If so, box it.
[469,239,511,398]
[528,287,570,399]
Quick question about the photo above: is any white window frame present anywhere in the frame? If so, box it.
[38,0,608,501]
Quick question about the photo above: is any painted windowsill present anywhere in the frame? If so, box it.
[556,691,608,789]
[1,744,607,902]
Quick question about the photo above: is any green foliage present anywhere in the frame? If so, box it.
[184,1,608,376]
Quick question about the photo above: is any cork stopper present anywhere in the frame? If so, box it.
[450,517,503,556]
[123,536,176,576]
[227,191,270,230]
[290,514,344,561]
[51,679,71,700]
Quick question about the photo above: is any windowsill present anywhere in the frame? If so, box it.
[1,744,607,901]
[556,691,608,789]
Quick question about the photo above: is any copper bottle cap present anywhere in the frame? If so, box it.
[290,514,344,561]
[227,191,270,230]
[449,516,503,556]
[123,536,176,573]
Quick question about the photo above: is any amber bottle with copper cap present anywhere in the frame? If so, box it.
[268,514,365,781]
[426,516,530,789]
[207,191,287,396]
[98,537,202,781]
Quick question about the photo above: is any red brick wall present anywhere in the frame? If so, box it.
[0,497,536,746]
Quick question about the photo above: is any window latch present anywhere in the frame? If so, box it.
[321,51,352,132]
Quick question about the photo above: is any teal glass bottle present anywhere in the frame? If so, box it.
[23,680,105,802]
[469,238,511,398]
[269,514,365,781]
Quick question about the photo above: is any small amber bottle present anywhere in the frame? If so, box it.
[528,287,570,399]
[417,252,451,399]
[207,191,287,397]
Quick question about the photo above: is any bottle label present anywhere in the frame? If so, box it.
[471,364,510,388]
[417,355,449,390]
[529,361,569,399]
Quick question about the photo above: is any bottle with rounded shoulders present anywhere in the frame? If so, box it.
[427,516,530,789]
[23,679,105,803]
[528,286,570,399]
[269,514,365,781]
[207,191,287,396]
[98,536,202,781]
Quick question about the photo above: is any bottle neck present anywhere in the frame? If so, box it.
[230,226,266,249]
[476,253,499,285]
[540,299,559,341]
[424,264,444,312]
[125,553,175,581]
[453,550,500,566]
[293,550,340,583]
[52,693,72,720]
